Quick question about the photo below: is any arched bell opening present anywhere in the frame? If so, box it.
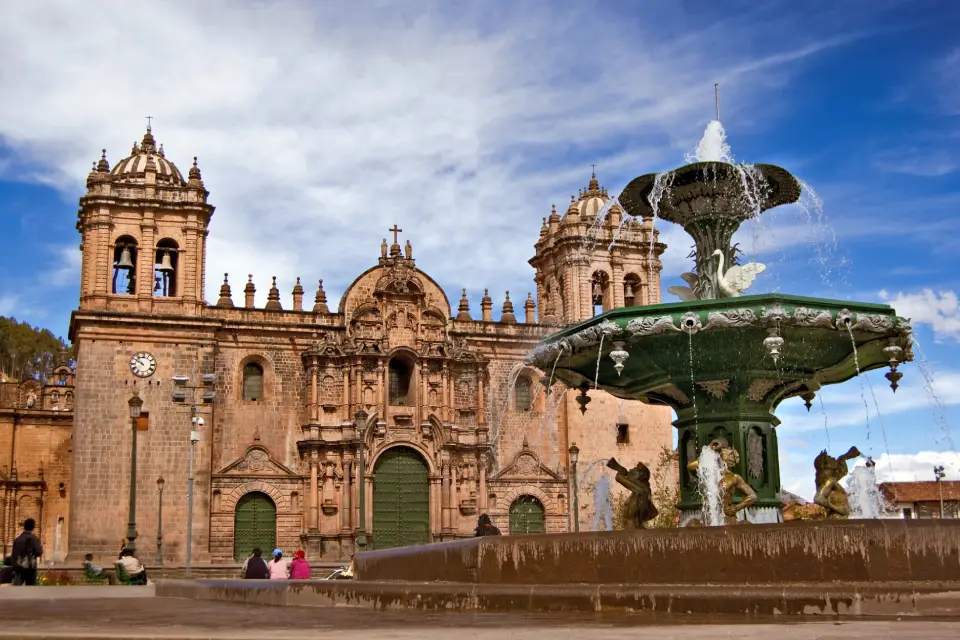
[591,270,610,316]
[153,238,179,297]
[112,235,138,295]
[623,273,641,307]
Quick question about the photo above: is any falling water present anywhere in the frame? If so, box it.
[912,338,957,452]
[686,120,735,163]
[817,391,832,453]
[863,371,895,480]
[646,171,675,295]
[792,177,847,289]
[491,362,526,453]
[847,465,887,519]
[844,324,874,446]
[688,332,698,420]
[593,475,614,531]
[594,334,605,389]
[696,445,725,526]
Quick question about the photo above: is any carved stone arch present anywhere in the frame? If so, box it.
[501,485,557,514]
[426,413,446,444]
[222,481,290,513]
[370,441,438,476]
[238,353,273,402]
[350,302,382,323]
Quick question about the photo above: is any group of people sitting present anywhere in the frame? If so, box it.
[241,548,355,580]
[82,548,148,585]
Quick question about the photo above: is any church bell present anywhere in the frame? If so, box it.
[624,282,635,298]
[116,247,135,270]
[592,281,602,297]
[158,251,174,273]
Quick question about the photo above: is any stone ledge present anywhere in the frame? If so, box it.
[155,579,960,617]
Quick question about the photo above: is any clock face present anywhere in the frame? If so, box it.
[130,352,157,378]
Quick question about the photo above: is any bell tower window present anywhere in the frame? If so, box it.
[154,239,179,297]
[623,273,641,307]
[389,358,412,406]
[591,270,610,316]
[112,236,138,295]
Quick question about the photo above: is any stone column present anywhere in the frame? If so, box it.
[310,359,319,424]
[449,461,458,532]
[441,461,451,530]
[379,365,387,415]
[341,460,352,532]
[309,458,319,531]
[441,364,449,423]
[476,366,485,425]
[478,454,487,512]
[342,369,350,422]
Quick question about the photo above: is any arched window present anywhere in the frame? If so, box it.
[591,270,610,316]
[515,377,532,412]
[389,358,412,406]
[242,363,264,401]
[623,273,641,307]
[153,239,179,297]
[112,235,138,295]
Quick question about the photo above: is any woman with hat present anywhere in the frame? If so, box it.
[289,549,311,580]
[268,548,289,580]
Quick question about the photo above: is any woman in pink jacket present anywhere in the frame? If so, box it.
[289,549,311,579]
[268,549,289,580]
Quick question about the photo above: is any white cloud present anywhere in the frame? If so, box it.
[879,289,960,342]
[0,1,871,310]
[865,451,960,483]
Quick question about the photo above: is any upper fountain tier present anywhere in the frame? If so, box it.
[617,161,802,224]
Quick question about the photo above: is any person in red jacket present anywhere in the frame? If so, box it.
[289,549,311,579]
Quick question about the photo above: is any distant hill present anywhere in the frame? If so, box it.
[0,316,73,382]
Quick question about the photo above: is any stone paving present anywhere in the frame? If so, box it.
[0,593,959,639]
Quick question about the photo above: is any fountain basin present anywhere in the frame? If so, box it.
[525,294,912,519]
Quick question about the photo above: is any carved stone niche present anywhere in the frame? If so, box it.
[459,496,478,516]
[420,423,433,439]
[321,499,339,516]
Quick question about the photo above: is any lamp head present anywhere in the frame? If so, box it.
[568,443,580,465]
[128,391,144,419]
[157,476,165,491]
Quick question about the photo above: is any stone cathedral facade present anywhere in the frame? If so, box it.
[50,126,673,563]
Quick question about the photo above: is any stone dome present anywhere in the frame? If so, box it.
[575,171,620,221]
[110,127,185,185]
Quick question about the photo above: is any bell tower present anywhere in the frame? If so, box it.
[529,170,665,325]
[76,124,214,315]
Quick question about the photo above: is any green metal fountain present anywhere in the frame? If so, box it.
[525,146,914,525]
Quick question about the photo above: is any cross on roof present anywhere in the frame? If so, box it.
[146,116,153,131]
[591,164,596,173]
[389,224,403,244]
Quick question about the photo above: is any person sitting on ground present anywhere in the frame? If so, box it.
[117,548,148,585]
[289,549,311,580]
[241,547,270,579]
[474,513,501,537]
[268,549,289,580]
[11,518,43,586]
[0,557,14,585]
[83,553,116,584]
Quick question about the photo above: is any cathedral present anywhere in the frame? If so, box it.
[2,126,672,563]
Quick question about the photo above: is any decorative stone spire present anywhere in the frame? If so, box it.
[216,273,234,308]
[292,277,304,311]
[524,292,536,324]
[481,288,493,322]
[563,195,580,222]
[140,126,157,154]
[188,156,203,181]
[548,204,561,225]
[313,279,328,313]
[158,144,165,158]
[97,149,110,173]
[500,291,517,324]
[540,217,548,237]
[587,168,600,194]
[130,140,140,155]
[244,275,256,308]
[456,288,472,321]
[265,276,283,310]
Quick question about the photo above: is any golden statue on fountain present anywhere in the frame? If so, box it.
[813,446,861,518]
[687,440,757,525]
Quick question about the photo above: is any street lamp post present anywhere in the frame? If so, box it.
[156,476,165,566]
[568,443,580,533]
[126,391,144,556]
[935,465,946,519]
[171,371,216,578]
[354,410,368,551]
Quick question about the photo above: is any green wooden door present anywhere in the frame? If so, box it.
[509,495,545,534]
[233,492,277,561]
[372,446,430,549]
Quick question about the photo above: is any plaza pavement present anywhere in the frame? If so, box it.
[0,588,959,639]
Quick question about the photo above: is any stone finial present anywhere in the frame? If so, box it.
[244,275,256,308]
[456,288,472,321]
[140,126,157,154]
[500,291,517,324]
[188,156,202,182]
[265,276,283,310]
[380,239,388,259]
[313,279,329,313]
[564,195,580,219]
[158,143,165,158]
[548,204,560,226]
[131,140,140,155]
[292,277,304,311]
[588,168,600,193]
[481,288,493,322]
[97,149,110,173]
[540,217,548,237]
[405,240,413,260]
[216,273,234,308]
[524,292,536,324]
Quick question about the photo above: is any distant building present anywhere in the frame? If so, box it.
[879,481,960,519]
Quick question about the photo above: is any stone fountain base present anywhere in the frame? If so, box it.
[156,520,960,617]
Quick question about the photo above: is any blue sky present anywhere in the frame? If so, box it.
[1,0,958,498]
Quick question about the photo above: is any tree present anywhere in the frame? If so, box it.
[0,316,73,382]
